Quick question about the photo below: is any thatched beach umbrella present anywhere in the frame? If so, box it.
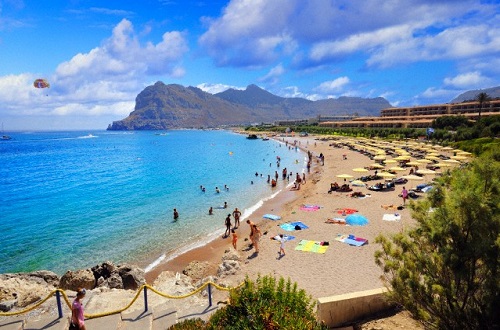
[402,174,424,181]
[378,172,396,178]
[450,155,468,161]
[352,168,369,173]
[389,166,406,172]
[369,163,385,169]
[336,174,354,179]
[416,169,436,175]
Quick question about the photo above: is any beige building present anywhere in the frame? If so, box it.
[318,99,500,129]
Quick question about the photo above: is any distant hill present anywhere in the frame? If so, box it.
[451,86,500,103]
[107,82,392,130]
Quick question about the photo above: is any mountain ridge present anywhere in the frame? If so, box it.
[107,82,392,130]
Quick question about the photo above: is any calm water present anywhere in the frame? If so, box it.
[0,130,305,274]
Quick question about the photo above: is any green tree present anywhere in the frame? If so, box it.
[375,153,500,329]
[476,92,490,119]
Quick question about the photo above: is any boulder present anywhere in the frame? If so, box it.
[105,273,123,289]
[117,264,145,290]
[91,261,116,282]
[217,260,240,277]
[182,261,211,281]
[221,249,241,262]
[59,269,95,291]
[0,299,16,312]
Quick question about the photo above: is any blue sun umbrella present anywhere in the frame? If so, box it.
[345,214,369,226]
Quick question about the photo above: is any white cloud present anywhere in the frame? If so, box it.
[56,19,188,81]
[310,25,413,62]
[0,19,189,129]
[197,83,243,94]
[420,87,459,101]
[443,71,489,89]
[258,64,285,84]
[314,77,350,93]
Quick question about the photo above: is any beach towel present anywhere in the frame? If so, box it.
[280,221,309,231]
[294,240,329,253]
[272,235,295,241]
[263,214,281,221]
[382,213,401,221]
[335,234,368,247]
[336,208,358,215]
[325,218,347,225]
[300,204,321,211]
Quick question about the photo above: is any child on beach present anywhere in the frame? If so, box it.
[232,229,238,250]
[277,234,287,257]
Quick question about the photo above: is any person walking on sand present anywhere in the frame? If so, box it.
[224,214,232,238]
[71,288,86,330]
[277,234,287,257]
[173,208,179,221]
[401,186,408,205]
[252,224,262,253]
[246,219,255,243]
[232,207,241,228]
[231,229,238,249]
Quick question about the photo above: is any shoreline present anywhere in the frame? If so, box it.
[143,134,421,299]
[144,164,306,283]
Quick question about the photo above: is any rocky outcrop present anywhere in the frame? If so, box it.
[117,264,146,290]
[217,249,242,278]
[0,271,59,309]
[59,269,95,291]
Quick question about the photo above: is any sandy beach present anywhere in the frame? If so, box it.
[145,134,417,299]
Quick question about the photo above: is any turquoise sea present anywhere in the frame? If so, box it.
[0,130,306,275]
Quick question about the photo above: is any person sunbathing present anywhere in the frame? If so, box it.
[350,191,365,198]
[327,182,339,193]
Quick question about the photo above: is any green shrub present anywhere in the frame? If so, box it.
[206,275,328,330]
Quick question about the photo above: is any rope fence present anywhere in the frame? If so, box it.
[0,280,244,320]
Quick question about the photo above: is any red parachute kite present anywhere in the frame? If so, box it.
[33,79,50,88]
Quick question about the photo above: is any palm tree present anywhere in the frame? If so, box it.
[476,92,490,119]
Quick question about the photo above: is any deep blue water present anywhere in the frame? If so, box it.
[0,130,305,274]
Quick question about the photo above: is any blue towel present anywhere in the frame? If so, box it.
[263,214,281,220]
[280,221,309,231]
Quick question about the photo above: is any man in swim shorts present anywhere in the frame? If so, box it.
[232,207,241,228]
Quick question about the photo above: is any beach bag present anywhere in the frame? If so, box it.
[69,322,79,330]
[294,225,302,230]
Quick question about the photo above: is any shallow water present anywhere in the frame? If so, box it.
[0,130,305,274]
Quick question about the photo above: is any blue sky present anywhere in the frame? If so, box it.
[1,0,499,130]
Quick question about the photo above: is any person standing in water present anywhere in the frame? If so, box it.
[173,208,179,220]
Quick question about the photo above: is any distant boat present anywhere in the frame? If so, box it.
[246,134,258,139]
[1,123,11,140]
